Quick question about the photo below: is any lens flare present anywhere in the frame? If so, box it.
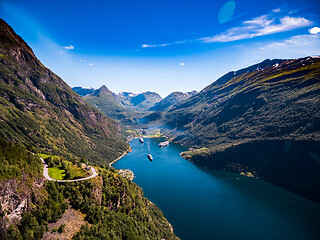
[218,1,236,24]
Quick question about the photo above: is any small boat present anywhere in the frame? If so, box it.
[147,154,153,161]
[159,141,169,147]
[139,137,144,143]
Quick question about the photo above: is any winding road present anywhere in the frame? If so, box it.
[41,157,98,182]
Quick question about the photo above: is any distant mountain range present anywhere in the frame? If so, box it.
[0,18,128,164]
[150,91,198,112]
[73,86,197,125]
[145,56,320,201]
[82,85,143,126]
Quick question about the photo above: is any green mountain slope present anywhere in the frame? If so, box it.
[164,58,320,144]
[160,57,320,200]
[0,18,129,164]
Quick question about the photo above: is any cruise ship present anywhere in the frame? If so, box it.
[147,154,153,161]
[159,141,169,147]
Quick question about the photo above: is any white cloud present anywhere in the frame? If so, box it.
[201,15,312,43]
[140,11,312,48]
[142,43,169,48]
[180,62,185,66]
[141,41,186,48]
[80,59,86,62]
[63,45,74,50]
[142,44,154,48]
[259,34,320,50]
[259,42,286,50]
[309,27,320,34]
[89,63,93,66]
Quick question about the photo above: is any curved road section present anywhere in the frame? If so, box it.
[41,157,98,182]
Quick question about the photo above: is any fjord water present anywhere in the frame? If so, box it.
[113,138,320,240]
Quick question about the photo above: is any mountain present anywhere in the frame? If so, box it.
[158,57,320,201]
[119,91,162,111]
[81,87,163,126]
[72,86,96,96]
[84,85,143,125]
[118,91,136,103]
[150,91,198,112]
[0,18,128,164]
[0,19,179,240]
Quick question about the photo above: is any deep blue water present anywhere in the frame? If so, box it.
[113,138,320,240]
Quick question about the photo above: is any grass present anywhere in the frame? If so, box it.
[48,164,88,180]
[69,164,88,179]
[48,167,66,180]
[38,153,60,160]
[42,152,88,180]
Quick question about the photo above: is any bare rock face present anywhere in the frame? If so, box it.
[90,176,103,205]
[0,177,45,230]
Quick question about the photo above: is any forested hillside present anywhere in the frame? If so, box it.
[0,139,178,240]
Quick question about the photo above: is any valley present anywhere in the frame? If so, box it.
[73,56,320,202]
[0,5,320,239]
[0,18,179,240]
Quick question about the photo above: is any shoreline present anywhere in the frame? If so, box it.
[109,147,132,167]
[109,135,169,167]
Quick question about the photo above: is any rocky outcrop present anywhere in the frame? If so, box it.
[90,176,103,205]
[0,177,45,235]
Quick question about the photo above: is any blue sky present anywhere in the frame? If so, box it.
[1,0,320,97]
